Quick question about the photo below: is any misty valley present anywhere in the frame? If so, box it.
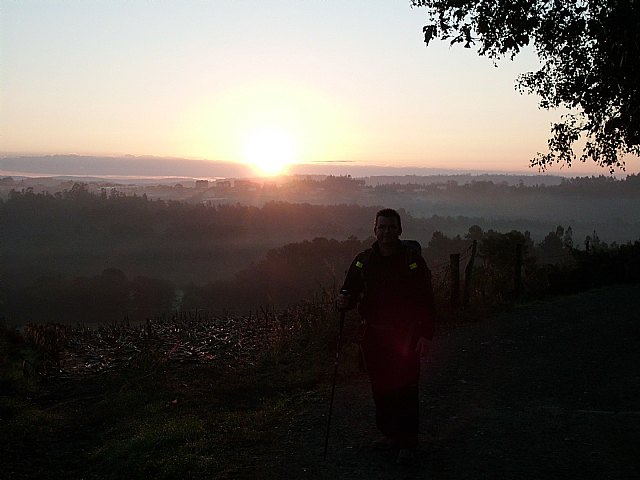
[2,174,640,325]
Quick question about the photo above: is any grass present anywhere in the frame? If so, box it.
[4,279,639,479]
[0,290,482,479]
[0,300,355,479]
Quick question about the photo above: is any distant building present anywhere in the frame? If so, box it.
[195,180,209,189]
[215,180,232,189]
[262,181,278,193]
[234,179,260,192]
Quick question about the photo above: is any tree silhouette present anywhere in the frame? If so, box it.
[413,0,640,171]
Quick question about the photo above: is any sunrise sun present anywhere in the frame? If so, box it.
[243,128,297,176]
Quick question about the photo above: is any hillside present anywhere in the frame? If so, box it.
[2,284,638,479]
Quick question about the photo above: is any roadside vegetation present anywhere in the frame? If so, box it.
[3,184,640,477]
[3,230,640,477]
[0,295,368,479]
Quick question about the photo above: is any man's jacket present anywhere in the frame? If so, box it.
[341,240,435,340]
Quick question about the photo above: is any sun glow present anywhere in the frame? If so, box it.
[178,81,369,170]
[243,128,297,175]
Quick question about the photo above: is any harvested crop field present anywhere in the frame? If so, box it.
[2,285,639,479]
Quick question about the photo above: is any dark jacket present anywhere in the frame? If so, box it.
[341,240,435,340]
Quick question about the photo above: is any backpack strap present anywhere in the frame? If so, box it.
[355,248,374,288]
[357,243,422,285]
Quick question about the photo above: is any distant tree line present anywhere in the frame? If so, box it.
[3,183,640,324]
[5,182,582,288]
[371,173,640,196]
[180,225,640,317]
[180,237,370,314]
[3,223,639,324]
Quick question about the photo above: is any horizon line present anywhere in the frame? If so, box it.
[0,152,630,179]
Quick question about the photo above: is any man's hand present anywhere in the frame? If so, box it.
[336,292,351,311]
[415,337,432,358]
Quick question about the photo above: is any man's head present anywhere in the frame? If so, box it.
[374,208,402,246]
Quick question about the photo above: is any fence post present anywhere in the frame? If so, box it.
[514,243,523,297]
[463,240,477,308]
[450,253,460,308]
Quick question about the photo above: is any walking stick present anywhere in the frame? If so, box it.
[323,307,347,459]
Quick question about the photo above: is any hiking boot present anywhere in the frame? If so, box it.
[396,448,415,465]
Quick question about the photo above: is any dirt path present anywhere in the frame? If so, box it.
[243,284,640,479]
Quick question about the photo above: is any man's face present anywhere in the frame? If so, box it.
[374,215,401,246]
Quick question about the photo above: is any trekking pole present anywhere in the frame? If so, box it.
[323,305,347,459]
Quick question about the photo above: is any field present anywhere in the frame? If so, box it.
[2,284,639,479]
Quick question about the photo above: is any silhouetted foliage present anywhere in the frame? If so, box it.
[422,225,640,310]
[181,237,371,312]
[413,0,640,171]
[477,230,534,297]
[536,225,574,265]
[544,240,640,294]
[4,183,640,324]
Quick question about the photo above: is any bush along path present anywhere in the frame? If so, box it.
[2,285,639,479]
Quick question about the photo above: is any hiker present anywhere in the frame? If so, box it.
[337,208,435,464]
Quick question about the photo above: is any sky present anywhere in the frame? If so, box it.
[1,0,637,177]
